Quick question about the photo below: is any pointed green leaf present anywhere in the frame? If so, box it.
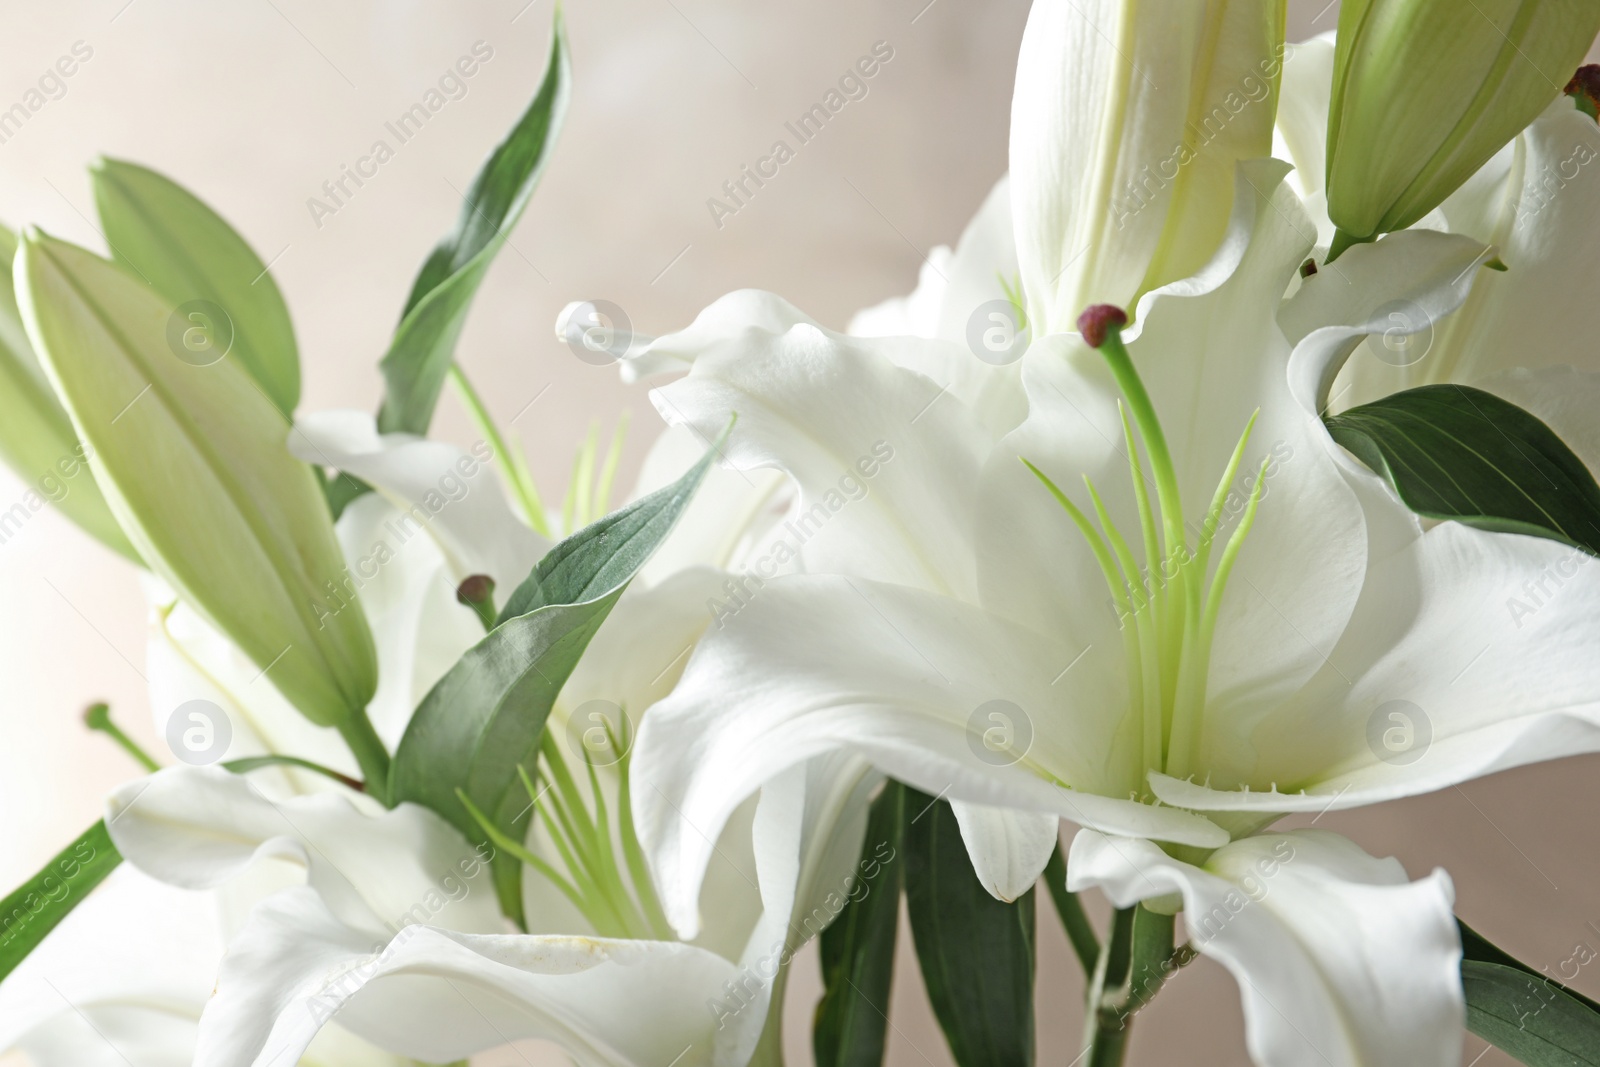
[376,12,569,435]
[91,157,300,415]
[16,232,376,729]
[0,224,137,561]
[903,789,1036,1067]
[389,432,721,925]
[815,782,904,1067]
[1461,920,1600,1065]
[0,820,122,983]
[1326,384,1600,554]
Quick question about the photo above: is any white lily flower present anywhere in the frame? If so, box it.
[32,404,871,1067]
[102,734,875,1066]
[0,415,548,1066]
[627,159,1600,1064]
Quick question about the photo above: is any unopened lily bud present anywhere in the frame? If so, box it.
[1012,0,1287,333]
[0,224,138,561]
[1325,0,1600,257]
[15,231,377,729]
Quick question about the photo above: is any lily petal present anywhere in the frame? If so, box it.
[289,409,546,590]
[634,574,1226,939]
[0,866,220,1066]
[1010,0,1284,333]
[1151,520,1600,811]
[1429,99,1600,387]
[649,312,992,599]
[1280,230,1489,419]
[196,886,737,1067]
[949,801,1059,902]
[104,766,501,936]
[1068,829,1462,1067]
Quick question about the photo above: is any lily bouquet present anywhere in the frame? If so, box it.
[2,1,1600,1065]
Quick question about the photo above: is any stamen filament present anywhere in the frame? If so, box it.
[456,788,591,922]
[1022,458,1152,778]
[1119,403,1164,626]
[594,413,631,521]
[1168,456,1270,780]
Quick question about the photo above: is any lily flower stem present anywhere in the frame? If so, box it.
[1082,905,1178,1067]
[337,710,392,806]
[1043,844,1099,978]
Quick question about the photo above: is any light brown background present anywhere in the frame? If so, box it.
[0,2,1597,1064]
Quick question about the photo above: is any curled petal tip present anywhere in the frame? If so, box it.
[1076,304,1127,348]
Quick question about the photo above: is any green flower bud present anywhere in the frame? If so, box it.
[1326,0,1600,257]
[0,224,138,561]
[15,231,377,729]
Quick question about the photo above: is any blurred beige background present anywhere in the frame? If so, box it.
[1,1,1598,1064]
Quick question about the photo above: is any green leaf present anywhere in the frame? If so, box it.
[1461,919,1600,1065]
[389,432,722,925]
[815,782,905,1067]
[16,232,377,734]
[91,157,300,416]
[0,820,122,983]
[1326,384,1600,554]
[903,788,1035,1067]
[0,224,138,561]
[376,12,569,435]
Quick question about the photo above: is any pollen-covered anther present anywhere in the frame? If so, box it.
[1077,304,1129,348]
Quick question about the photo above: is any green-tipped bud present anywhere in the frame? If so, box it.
[15,231,376,728]
[90,157,301,417]
[1326,0,1600,255]
[0,224,139,561]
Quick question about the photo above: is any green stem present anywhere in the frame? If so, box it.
[1082,905,1179,1066]
[223,754,365,792]
[1043,843,1099,979]
[337,711,391,806]
[82,703,160,772]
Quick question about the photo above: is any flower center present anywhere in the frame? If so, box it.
[1025,310,1268,790]
[461,716,673,941]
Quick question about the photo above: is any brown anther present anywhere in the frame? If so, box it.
[1077,304,1129,348]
